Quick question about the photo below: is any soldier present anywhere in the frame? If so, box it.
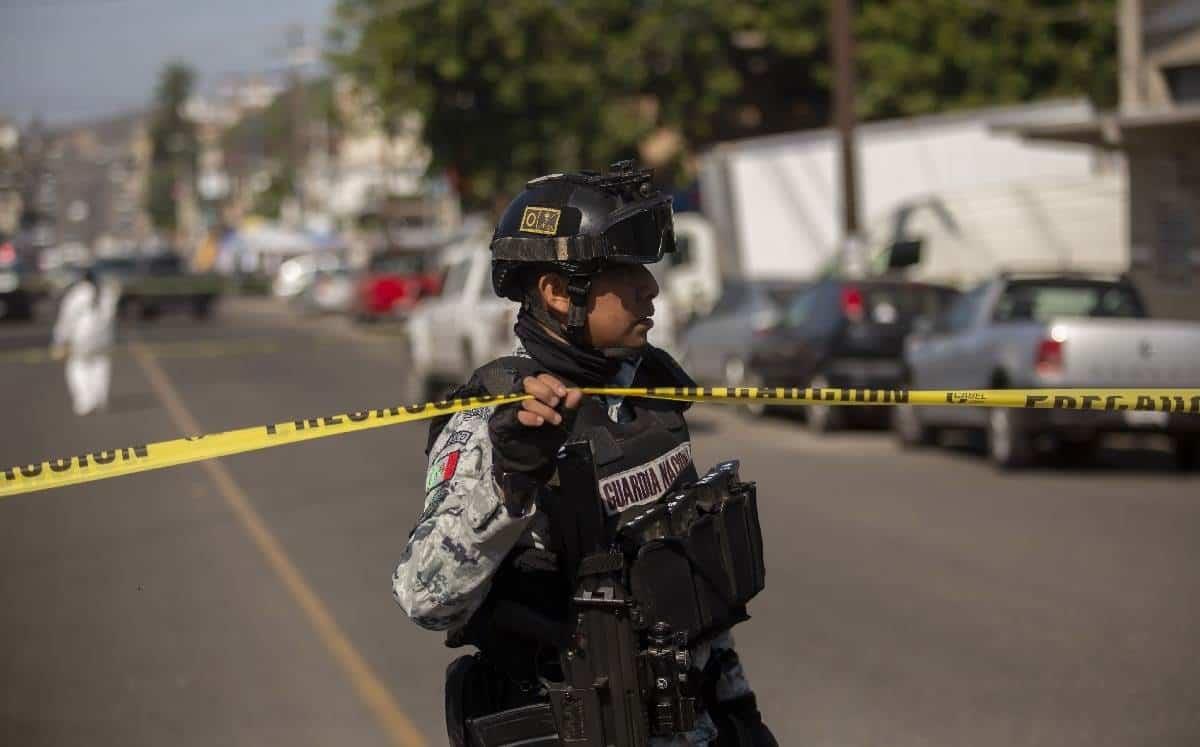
[393,162,775,746]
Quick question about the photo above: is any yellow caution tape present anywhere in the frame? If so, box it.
[2,387,1198,500]
[613,386,1200,412]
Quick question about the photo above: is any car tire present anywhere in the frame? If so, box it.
[191,296,213,320]
[1057,436,1100,467]
[988,407,1034,469]
[893,404,937,448]
[806,374,843,434]
[724,358,767,418]
[1172,435,1199,472]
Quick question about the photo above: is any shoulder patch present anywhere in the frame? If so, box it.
[460,407,491,421]
[426,449,462,492]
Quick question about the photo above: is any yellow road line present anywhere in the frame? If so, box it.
[129,340,427,747]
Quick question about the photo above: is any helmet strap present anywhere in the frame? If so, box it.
[565,275,592,345]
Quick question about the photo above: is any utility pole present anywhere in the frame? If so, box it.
[830,0,862,273]
[286,23,309,224]
[1118,0,1142,114]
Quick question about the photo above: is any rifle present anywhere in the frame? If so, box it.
[543,441,696,745]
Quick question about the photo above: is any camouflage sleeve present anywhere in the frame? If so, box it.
[392,405,538,631]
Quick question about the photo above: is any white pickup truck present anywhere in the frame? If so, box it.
[404,239,679,402]
[895,273,1200,469]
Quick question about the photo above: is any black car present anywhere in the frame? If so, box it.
[0,239,35,321]
[746,277,959,432]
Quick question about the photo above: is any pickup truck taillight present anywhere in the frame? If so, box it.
[1035,338,1064,376]
[841,286,864,322]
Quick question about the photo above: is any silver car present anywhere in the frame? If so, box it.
[896,273,1200,469]
[679,280,809,388]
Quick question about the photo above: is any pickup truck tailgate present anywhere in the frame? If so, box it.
[1050,319,1200,386]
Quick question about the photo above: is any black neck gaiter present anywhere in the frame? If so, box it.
[512,306,696,397]
[513,307,621,387]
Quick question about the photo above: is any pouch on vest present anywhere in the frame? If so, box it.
[622,461,765,644]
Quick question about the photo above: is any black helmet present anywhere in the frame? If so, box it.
[490,160,675,343]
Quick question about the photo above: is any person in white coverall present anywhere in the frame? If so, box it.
[51,269,120,416]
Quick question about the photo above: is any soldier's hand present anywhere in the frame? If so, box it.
[515,373,582,427]
[489,373,582,480]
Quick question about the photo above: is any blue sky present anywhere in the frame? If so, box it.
[1,0,336,125]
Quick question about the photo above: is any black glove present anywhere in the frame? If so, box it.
[487,401,574,482]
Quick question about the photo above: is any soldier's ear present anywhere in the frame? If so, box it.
[537,272,571,317]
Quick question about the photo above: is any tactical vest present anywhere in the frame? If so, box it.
[442,356,764,682]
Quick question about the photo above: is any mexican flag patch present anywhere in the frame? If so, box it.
[426,450,461,492]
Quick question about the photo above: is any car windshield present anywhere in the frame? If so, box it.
[440,258,472,297]
[994,282,1145,322]
[855,283,957,324]
[146,254,183,275]
[762,283,807,309]
[93,258,137,275]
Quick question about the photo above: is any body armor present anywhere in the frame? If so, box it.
[444,357,766,746]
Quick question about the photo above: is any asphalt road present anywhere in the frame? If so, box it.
[2,299,1197,746]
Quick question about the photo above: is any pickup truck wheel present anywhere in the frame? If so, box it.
[806,374,843,434]
[191,296,214,320]
[1173,436,1199,472]
[1057,436,1100,467]
[988,408,1034,469]
[894,404,937,448]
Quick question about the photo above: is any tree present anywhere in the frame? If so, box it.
[330,0,828,206]
[329,0,1117,207]
[221,77,340,220]
[855,0,1117,120]
[145,62,197,232]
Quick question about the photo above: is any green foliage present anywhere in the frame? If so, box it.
[145,62,198,231]
[145,168,178,232]
[330,0,827,205]
[330,0,1117,207]
[250,167,296,220]
[222,78,337,174]
[856,0,1117,119]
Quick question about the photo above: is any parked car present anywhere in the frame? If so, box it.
[300,266,356,315]
[94,251,223,321]
[0,239,35,321]
[896,273,1200,469]
[746,277,958,427]
[272,253,345,299]
[405,240,518,402]
[679,279,810,387]
[354,249,441,321]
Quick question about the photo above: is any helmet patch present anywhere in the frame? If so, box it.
[519,206,561,235]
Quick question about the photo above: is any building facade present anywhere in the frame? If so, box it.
[1015,0,1200,320]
